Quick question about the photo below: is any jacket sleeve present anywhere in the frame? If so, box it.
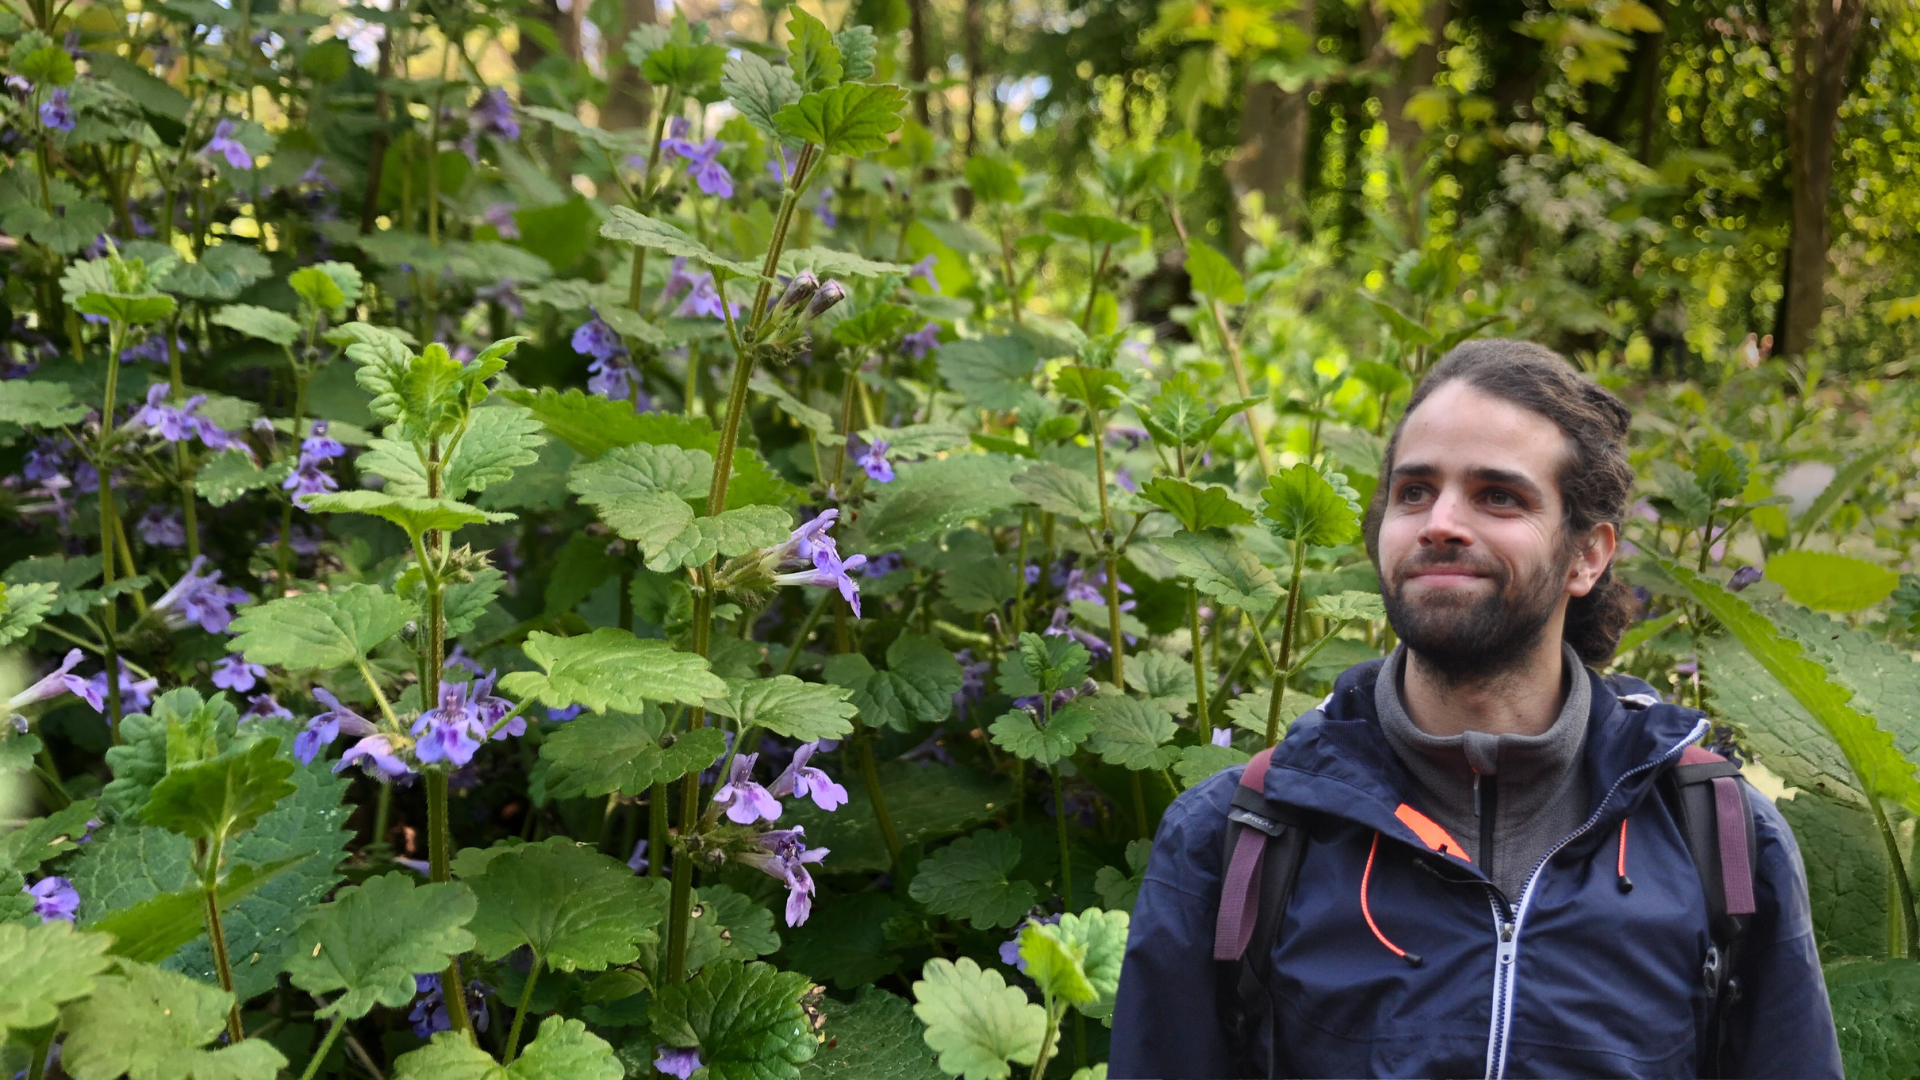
[1719,787,1842,1080]
[1109,769,1241,1080]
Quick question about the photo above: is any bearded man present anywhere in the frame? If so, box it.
[1110,340,1839,1079]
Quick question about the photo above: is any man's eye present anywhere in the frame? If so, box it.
[1487,490,1514,507]
[1399,485,1428,504]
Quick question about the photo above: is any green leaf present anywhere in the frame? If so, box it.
[1152,533,1283,611]
[835,26,878,80]
[910,958,1046,1080]
[785,8,843,91]
[283,873,477,1021]
[1035,909,1128,1018]
[989,708,1093,765]
[193,450,290,507]
[908,829,1038,930]
[1137,478,1253,532]
[798,987,944,1079]
[1093,840,1151,913]
[541,713,728,799]
[0,581,58,646]
[784,895,905,992]
[90,855,311,964]
[1053,365,1129,411]
[998,633,1090,698]
[226,583,414,671]
[503,629,727,713]
[1692,443,1749,504]
[1175,742,1249,787]
[707,676,859,743]
[76,290,177,326]
[782,761,1010,873]
[936,337,1039,413]
[833,303,919,350]
[1225,688,1319,740]
[1011,462,1104,523]
[0,921,115,1042]
[62,963,288,1080]
[1261,463,1362,548]
[1017,922,1094,1004]
[0,380,89,426]
[599,207,761,278]
[686,884,782,970]
[1043,212,1136,248]
[1183,241,1244,304]
[775,83,908,156]
[211,303,301,346]
[17,42,76,86]
[640,40,727,89]
[650,960,819,1080]
[1309,590,1386,622]
[1124,650,1197,717]
[1763,551,1900,612]
[144,738,297,844]
[1777,794,1886,961]
[461,836,670,971]
[393,1016,623,1080]
[574,459,788,571]
[1825,958,1920,1080]
[825,633,966,731]
[1364,294,1435,346]
[1649,559,1920,814]
[723,53,803,139]
[157,244,273,301]
[289,262,360,313]
[0,800,96,874]
[299,490,514,538]
[1071,694,1179,771]
[361,406,546,500]
[856,455,1026,552]
[963,156,1023,206]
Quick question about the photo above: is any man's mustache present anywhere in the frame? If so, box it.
[1390,551,1508,587]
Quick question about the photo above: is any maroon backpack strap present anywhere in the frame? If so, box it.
[1213,748,1277,962]
[1673,746,1757,917]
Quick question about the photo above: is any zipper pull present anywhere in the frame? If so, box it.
[1497,921,1517,967]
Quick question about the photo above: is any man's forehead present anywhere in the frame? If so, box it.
[1393,383,1567,486]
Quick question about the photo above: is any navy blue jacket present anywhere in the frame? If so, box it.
[1111,660,1840,1079]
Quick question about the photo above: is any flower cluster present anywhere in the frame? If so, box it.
[152,556,250,634]
[572,308,650,408]
[39,88,73,132]
[736,826,829,926]
[202,118,252,169]
[409,973,491,1038]
[765,510,867,616]
[661,118,733,198]
[411,672,518,767]
[26,876,80,923]
[4,648,95,725]
[136,505,186,547]
[285,420,346,499]
[858,440,894,483]
[713,740,848,824]
[130,385,248,453]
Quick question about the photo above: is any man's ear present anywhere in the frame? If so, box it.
[1565,522,1617,597]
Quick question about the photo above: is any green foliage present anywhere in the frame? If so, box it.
[0,921,115,1042]
[777,83,908,156]
[458,837,670,971]
[144,738,297,845]
[799,988,945,1079]
[284,874,478,1020]
[62,963,288,1080]
[649,961,819,1080]
[392,1017,622,1080]
[1138,478,1253,531]
[1261,463,1363,548]
[1072,694,1180,771]
[225,584,414,671]
[502,629,728,713]
[1764,551,1902,612]
[708,676,859,742]
[908,829,1039,929]
[540,712,728,798]
[1152,533,1283,611]
[825,633,965,731]
[1825,959,1920,1080]
[911,958,1047,1080]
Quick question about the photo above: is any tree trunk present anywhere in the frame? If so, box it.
[600,0,657,131]
[1226,0,1316,237]
[514,0,584,75]
[1377,0,1450,153]
[1780,0,1866,355]
[908,0,933,127]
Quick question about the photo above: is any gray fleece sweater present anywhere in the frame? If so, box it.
[1374,644,1591,900]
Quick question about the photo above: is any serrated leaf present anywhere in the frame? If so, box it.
[1153,532,1283,611]
[88,855,309,964]
[0,380,89,426]
[1017,923,1093,1004]
[226,583,415,671]
[1053,365,1129,411]
[1224,688,1320,740]
[1137,478,1252,532]
[824,634,965,731]
[1035,908,1128,1018]
[62,963,288,1080]
[911,958,1046,1080]
[723,53,803,139]
[394,1016,623,1080]
[504,629,727,713]
[935,337,1039,413]
[361,407,546,500]
[856,455,1026,552]
[157,244,273,301]
[997,633,1090,699]
[834,25,878,81]
[651,960,818,1080]
[775,83,907,156]
[1778,794,1886,961]
[1125,650,1196,716]
[211,303,301,346]
[1174,742,1249,787]
[0,581,57,645]
[1183,241,1245,304]
[798,986,943,1079]
[686,884,782,970]
[963,156,1023,206]
[1825,957,1920,1080]
[988,708,1093,765]
[299,490,515,538]
[193,451,290,507]
[908,829,1037,930]
[541,713,727,798]
[144,738,297,844]
[784,895,905,992]
[0,921,115,1042]
[1261,463,1362,548]
[1764,551,1900,612]
[707,676,858,742]
[1309,590,1385,622]
[461,836,669,971]
[1011,463,1103,523]
[440,566,508,636]
[599,207,761,277]
[641,40,727,89]
[288,264,355,313]
[1043,212,1136,247]
[782,246,911,280]
[786,8,843,91]
[1093,840,1151,913]
[1070,694,1179,771]
[284,873,477,1020]
[0,799,94,874]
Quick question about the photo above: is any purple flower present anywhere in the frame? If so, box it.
[302,421,345,460]
[82,670,159,716]
[675,140,734,198]
[627,839,649,874]
[1729,565,1763,592]
[736,826,829,926]
[203,118,253,169]
[902,322,942,360]
[476,280,525,319]
[673,275,738,320]
[779,509,842,566]
[39,89,74,132]
[3,649,92,721]
[858,440,894,483]
[659,116,696,159]
[212,655,266,693]
[470,88,519,140]
[152,556,249,634]
[773,546,868,617]
[661,257,702,304]
[909,255,940,293]
[134,505,186,547]
[587,353,637,401]
[863,552,905,578]
[408,974,492,1039]
[653,1047,703,1080]
[298,687,377,763]
[546,704,583,722]
[712,753,783,824]
[1211,726,1233,748]
[571,309,627,362]
[997,913,1062,972]
[131,385,246,452]
[813,187,838,228]
[27,877,80,923]
[411,672,518,767]
[336,733,412,782]
[483,202,520,239]
[770,741,849,812]
[121,334,182,365]
[244,693,292,721]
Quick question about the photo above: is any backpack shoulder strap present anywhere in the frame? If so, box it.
[1213,745,1310,1078]
[1664,744,1759,1078]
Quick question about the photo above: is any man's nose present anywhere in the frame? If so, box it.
[1419,488,1472,547]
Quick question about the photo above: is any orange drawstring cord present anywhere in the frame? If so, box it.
[1361,832,1423,967]
[1616,819,1634,893]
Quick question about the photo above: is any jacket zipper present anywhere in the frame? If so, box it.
[1480,718,1710,1080]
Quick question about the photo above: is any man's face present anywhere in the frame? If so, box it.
[1375,381,1614,681]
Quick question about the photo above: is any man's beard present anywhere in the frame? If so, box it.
[1381,546,1569,686]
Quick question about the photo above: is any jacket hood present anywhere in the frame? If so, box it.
[1263,658,1709,868]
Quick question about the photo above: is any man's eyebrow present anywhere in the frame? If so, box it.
[1388,463,1547,501]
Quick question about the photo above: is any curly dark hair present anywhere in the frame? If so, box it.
[1360,339,1639,665]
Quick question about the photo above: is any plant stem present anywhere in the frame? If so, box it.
[503,956,542,1063]
[1130,769,1148,839]
[1029,1003,1063,1080]
[1012,510,1031,636]
[1264,544,1307,748]
[648,781,666,878]
[1087,407,1125,688]
[202,876,245,1043]
[1867,794,1920,959]
[1187,585,1208,728]
[425,769,473,1036]
[97,322,127,735]
[855,720,903,871]
[1163,197,1272,474]
[299,1017,346,1080]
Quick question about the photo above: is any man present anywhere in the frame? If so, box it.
[1110,340,1839,1079]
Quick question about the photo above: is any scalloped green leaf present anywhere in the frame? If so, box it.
[1070,693,1179,771]
[1153,532,1283,612]
[62,963,287,1080]
[394,1016,623,1080]
[226,583,415,671]
[541,712,727,799]
[211,303,301,346]
[298,490,516,538]
[775,83,907,156]
[461,837,669,972]
[1137,478,1252,532]
[1012,463,1103,523]
[503,629,727,712]
[650,960,819,1080]
[908,829,1037,930]
[0,921,116,1042]
[1765,551,1901,612]
[910,958,1046,1080]
[0,380,89,427]
[1261,462,1362,548]
[599,207,761,277]
[284,873,477,1021]
[988,707,1093,765]
[723,52,802,139]
[707,676,858,743]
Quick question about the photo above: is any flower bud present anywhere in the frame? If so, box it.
[805,280,847,319]
[776,271,820,315]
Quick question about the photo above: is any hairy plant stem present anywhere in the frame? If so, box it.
[1187,585,1209,728]
[1867,794,1920,959]
[503,956,542,1063]
[1163,197,1273,474]
[1042,693,1075,910]
[1087,408,1125,688]
[665,587,712,985]
[98,322,127,735]
[1263,541,1307,748]
[1029,1002,1064,1080]
[647,781,666,878]
[26,1032,53,1080]
[1012,510,1032,636]
[298,1017,346,1080]
[855,719,903,870]
[1130,769,1148,839]
[198,835,245,1044]
[424,771,472,1038]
